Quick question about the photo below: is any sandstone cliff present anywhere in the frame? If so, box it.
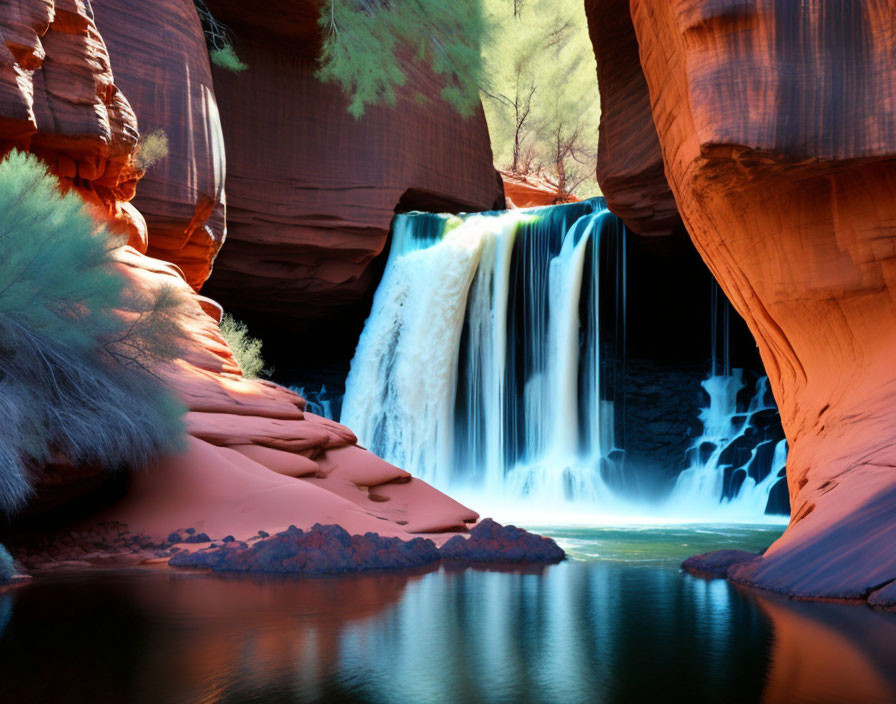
[586,0,682,241]
[591,0,896,605]
[92,0,227,290]
[502,171,579,209]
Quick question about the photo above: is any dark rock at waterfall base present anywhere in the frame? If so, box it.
[439,519,566,564]
[169,524,442,575]
[167,529,211,545]
[681,549,760,579]
[868,581,896,609]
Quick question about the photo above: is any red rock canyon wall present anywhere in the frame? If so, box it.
[91,0,227,290]
[201,0,505,326]
[586,0,682,241]
[593,0,896,603]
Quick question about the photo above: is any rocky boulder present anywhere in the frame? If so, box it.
[681,549,760,579]
[439,519,565,564]
[169,523,442,575]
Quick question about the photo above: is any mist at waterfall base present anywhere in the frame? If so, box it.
[339,199,789,525]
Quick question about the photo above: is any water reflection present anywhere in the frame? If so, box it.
[0,563,893,704]
[751,592,896,704]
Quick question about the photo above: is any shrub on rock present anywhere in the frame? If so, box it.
[219,313,265,378]
[0,151,187,514]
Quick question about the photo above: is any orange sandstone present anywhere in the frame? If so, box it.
[594,0,896,602]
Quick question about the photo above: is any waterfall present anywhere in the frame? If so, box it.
[292,385,340,420]
[342,200,622,508]
[668,372,788,518]
[341,198,788,521]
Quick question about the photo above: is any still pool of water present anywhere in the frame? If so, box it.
[1,525,895,704]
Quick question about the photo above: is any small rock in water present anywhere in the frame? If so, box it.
[439,519,565,564]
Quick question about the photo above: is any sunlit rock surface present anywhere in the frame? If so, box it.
[201,0,505,327]
[0,0,143,248]
[92,0,226,290]
[593,0,896,604]
[501,171,577,209]
[79,249,480,544]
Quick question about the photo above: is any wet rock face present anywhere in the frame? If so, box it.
[439,519,565,564]
[200,6,504,330]
[91,0,226,290]
[169,524,442,575]
[593,0,896,601]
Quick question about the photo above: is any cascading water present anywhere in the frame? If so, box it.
[668,371,788,519]
[341,199,788,521]
[342,200,622,509]
[292,385,340,421]
[667,279,789,518]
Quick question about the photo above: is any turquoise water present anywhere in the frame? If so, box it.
[541,524,785,563]
[1,526,895,704]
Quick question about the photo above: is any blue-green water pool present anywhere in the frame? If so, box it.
[1,525,894,704]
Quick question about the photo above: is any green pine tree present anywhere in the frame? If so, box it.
[317,0,488,118]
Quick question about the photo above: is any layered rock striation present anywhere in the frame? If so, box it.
[91,0,227,290]
[0,0,143,246]
[586,0,683,242]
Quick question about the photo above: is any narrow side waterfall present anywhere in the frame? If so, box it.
[341,199,789,521]
[668,372,788,519]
